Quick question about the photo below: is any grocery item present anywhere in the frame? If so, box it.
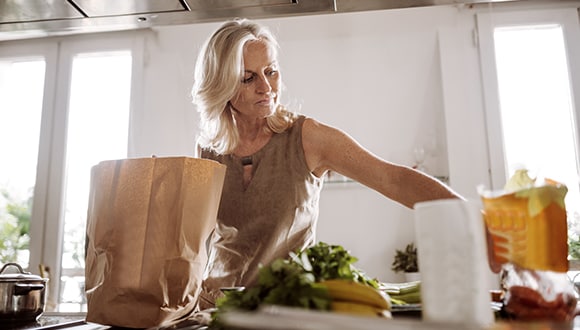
[211,242,391,326]
[85,157,226,328]
[381,281,421,304]
[319,279,391,311]
[481,170,568,272]
[480,169,577,322]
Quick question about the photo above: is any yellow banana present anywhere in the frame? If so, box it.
[319,279,392,311]
[330,301,392,318]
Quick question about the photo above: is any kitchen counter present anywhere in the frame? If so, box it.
[1,312,207,330]
[2,312,88,330]
[218,306,580,330]
[3,310,580,330]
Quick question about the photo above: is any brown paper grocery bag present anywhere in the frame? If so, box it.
[84,157,225,328]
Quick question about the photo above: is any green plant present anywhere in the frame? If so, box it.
[569,236,580,260]
[391,243,418,273]
[567,215,580,260]
[0,188,31,264]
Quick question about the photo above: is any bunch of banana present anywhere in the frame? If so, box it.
[318,279,392,319]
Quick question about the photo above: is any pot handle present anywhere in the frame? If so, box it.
[0,262,26,275]
[14,283,45,296]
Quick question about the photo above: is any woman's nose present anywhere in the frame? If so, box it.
[256,75,271,93]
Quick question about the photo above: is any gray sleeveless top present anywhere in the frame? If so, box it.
[198,115,323,309]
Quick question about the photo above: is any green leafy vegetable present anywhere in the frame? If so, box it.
[211,242,378,327]
[292,242,379,288]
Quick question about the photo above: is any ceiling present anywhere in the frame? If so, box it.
[0,0,532,41]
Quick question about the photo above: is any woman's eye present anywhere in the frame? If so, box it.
[241,70,277,84]
[241,75,254,84]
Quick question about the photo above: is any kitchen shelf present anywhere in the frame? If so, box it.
[323,180,359,189]
[323,174,450,186]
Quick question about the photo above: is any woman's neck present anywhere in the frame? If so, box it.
[234,119,272,157]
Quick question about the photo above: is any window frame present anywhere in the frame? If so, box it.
[0,40,59,281]
[0,32,145,310]
[476,7,580,189]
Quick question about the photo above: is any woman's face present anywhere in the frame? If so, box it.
[230,39,280,119]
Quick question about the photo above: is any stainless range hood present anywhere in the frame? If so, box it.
[0,0,531,41]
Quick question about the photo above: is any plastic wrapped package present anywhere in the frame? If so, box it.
[480,170,577,322]
[499,263,576,321]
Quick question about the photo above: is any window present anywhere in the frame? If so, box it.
[493,24,579,213]
[0,34,143,311]
[478,7,580,188]
[477,7,580,258]
[60,51,133,310]
[0,57,46,269]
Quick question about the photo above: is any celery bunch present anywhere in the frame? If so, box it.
[381,281,421,305]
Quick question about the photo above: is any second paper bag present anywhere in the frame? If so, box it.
[85,157,226,328]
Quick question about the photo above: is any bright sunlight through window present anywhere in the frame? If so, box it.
[493,24,580,219]
[60,51,132,311]
[0,59,45,269]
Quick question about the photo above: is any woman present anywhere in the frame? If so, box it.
[192,18,462,309]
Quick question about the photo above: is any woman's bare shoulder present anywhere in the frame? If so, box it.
[301,117,330,175]
[301,117,357,175]
[302,117,341,143]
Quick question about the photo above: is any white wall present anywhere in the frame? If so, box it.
[129,2,578,282]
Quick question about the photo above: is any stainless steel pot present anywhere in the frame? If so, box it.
[0,263,48,322]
